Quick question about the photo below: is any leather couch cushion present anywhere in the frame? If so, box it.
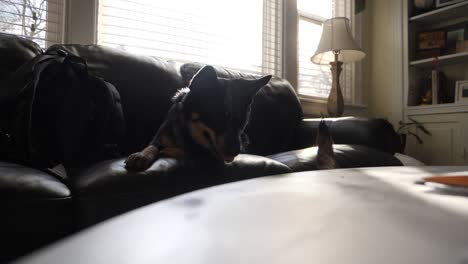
[0,33,42,80]
[69,155,290,226]
[0,161,74,262]
[0,161,70,199]
[71,155,290,196]
[268,144,403,172]
[291,117,402,154]
[46,44,184,155]
[180,63,303,156]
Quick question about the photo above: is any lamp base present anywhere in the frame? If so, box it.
[327,60,344,117]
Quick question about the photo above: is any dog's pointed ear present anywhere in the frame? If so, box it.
[189,66,218,92]
[248,75,272,95]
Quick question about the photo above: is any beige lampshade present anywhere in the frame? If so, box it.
[311,17,365,65]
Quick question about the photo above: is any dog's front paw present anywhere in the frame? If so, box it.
[125,152,156,171]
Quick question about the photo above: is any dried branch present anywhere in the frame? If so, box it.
[407,131,423,144]
[408,117,431,135]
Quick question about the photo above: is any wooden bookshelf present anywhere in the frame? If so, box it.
[409,1,468,24]
[410,52,468,68]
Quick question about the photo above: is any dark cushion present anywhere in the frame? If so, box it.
[0,161,74,262]
[180,63,303,156]
[0,33,42,80]
[268,144,403,172]
[0,161,70,199]
[291,117,402,154]
[69,155,291,226]
[46,44,184,155]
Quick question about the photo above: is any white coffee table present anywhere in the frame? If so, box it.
[15,166,468,264]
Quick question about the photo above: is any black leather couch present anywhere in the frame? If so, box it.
[0,33,402,262]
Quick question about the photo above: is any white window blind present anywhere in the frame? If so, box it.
[297,0,355,102]
[0,0,64,48]
[262,0,282,77]
[97,0,282,76]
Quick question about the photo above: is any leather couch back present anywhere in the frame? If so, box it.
[43,45,304,155]
[1,34,401,159]
[0,33,303,156]
[292,117,402,154]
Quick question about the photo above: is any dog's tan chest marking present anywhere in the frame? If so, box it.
[157,126,187,159]
[160,147,187,159]
[189,112,217,149]
[159,134,176,148]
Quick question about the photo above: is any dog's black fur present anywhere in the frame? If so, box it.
[125,66,271,171]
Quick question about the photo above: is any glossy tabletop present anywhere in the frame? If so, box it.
[15,166,468,264]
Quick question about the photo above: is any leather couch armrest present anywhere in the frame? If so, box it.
[268,144,403,172]
[0,33,42,80]
[289,117,403,154]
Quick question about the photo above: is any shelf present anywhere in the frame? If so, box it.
[410,1,468,24]
[406,103,468,115]
[409,51,468,68]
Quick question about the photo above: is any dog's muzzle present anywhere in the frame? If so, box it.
[203,131,237,163]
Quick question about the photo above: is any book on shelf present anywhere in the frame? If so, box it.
[432,69,439,105]
[430,69,450,104]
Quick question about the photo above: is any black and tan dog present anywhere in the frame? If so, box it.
[125,66,272,171]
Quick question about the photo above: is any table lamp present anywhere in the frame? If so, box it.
[311,17,365,117]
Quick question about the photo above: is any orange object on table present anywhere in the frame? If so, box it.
[423,176,468,188]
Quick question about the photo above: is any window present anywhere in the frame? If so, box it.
[97,0,283,76]
[297,0,356,102]
[94,0,361,106]
[0,0,64,48]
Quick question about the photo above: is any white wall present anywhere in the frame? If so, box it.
[364,0,404,127]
